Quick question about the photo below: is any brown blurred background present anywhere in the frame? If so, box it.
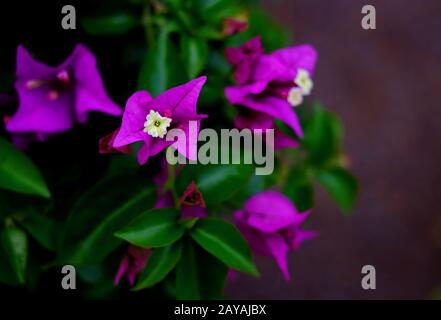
[227,0,441,299]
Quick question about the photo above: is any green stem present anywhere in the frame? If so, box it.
[142,0,154,45]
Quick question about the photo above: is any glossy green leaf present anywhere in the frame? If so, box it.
[137,27,185,96]
[176,236,228,300]
[0,241,18,286]
[115,208,185,248]
[176,163,254,206]
[18,209,57,252]
[176,237,200,299]
[1,225,28,284]
[59,174,156,265]
[134,242,182,290]
[190,218,258,276]
[82,14,138,35]
[0,137,51,198]
[181,35,208,79]
[284,167,314,212]
[302,103,343,165]
[316,167,358,214]
[195,0,241,22]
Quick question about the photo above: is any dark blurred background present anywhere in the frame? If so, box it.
[227,0,441,299]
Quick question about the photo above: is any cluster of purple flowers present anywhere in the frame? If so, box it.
[3,35,318,285]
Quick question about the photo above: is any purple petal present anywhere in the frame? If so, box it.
[113,90,153,148]
[274,128,300,150]
[137,139,152,165]
[16,45,56,79]
[148,137,173,158]
[71,44,122,122]
[173,120,201,161]
[114,256,129,286]
[244,191,300,233]
[252,45,317,84]
[7,84,74,133]
[295,229,318,249]
[266,233,291,281]
[225,37,263,85]
[234,210,272,256]
[270,44,317,79]
[237,94,304,138]
[154,76,207,119]
[224,81,269,104]
[127,270,137,287]
[287,227,318,250]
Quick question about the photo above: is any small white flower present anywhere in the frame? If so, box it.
[143,110,172,138]
[287,87,304,107]
[294,68,313,95]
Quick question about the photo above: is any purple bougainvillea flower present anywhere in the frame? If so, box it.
[234,190,317,281]
[225,36,317,138]
[114,245,151,287]
[113,76,207,165]
[6,45,121,140]
[179,181,208,218]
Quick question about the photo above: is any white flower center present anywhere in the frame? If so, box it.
[143,110,172,139]
[287,87,303,107]
[294,68,313,96]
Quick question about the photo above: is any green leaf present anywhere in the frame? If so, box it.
[284,167,314,212]
[115,208,185,248]
[0,137,51,198]
[302,103,343,165]
[0,240,18,286]
[134,242,182,290]
[18,209,57,252]
[176,236,228,300]
[176,163,254,206]
[176,236,200,299]
[180,35,208,79]
[1,225,28,285]
[195,0,241,22]
[316,167,358,214]
[190,218,258,276]
[81,14,138,35]
[59,174,156,265]
[137,27,185,96]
